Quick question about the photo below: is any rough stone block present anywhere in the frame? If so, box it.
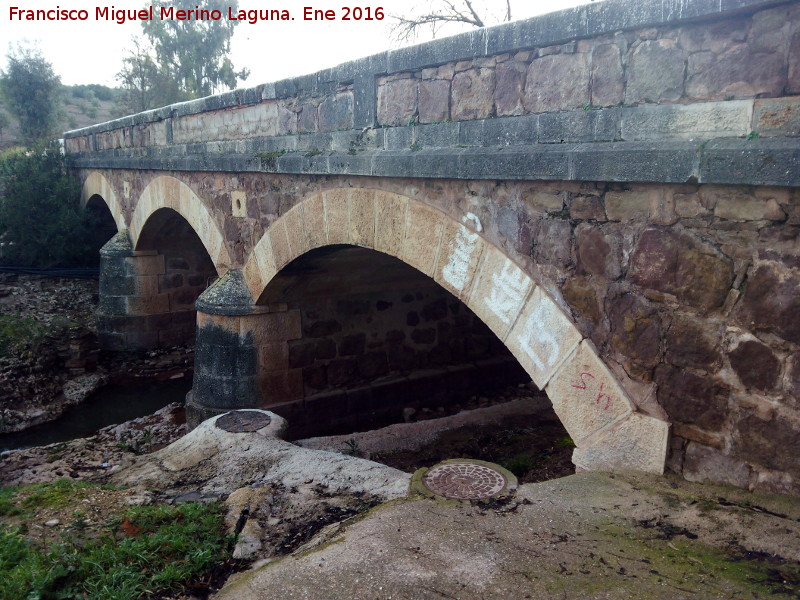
[258,342,290,372]
[630,228,734,312]
[686,45,784,101]
[402,205,445,277]
[418,79,450,124]
[621,101,751,141]
[450,68,495,121]
[349,188,376,248]
[494,60,527,116]
[590,43,624,106]
[736,263,800,346]
[506,287,582,388]
[126,253,165,276]
[267,220,293,270]
[317,92,354,132]
[625,39,685,103]
[244,310,302,343]
[377,78,417,127]
[572,412,669,474]
[546,340,634,444]
[604,190,650,221]
[523,53,589,113]
[754,97,800,138]
[434,218,485,299]
[713,193,785,221]
[259,369,304,403]
[683,442,752,488]
[374,192,408,257]
[466,248,533,340]
[570,196,606,221]
[125,293,170,315]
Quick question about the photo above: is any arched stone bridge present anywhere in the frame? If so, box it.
[66,0,800,493]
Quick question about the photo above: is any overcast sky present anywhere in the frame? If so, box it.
[0,0,594,89]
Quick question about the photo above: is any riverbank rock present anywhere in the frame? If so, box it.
[111,410,411,499]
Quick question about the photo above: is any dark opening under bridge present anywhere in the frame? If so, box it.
[66,0,800,494]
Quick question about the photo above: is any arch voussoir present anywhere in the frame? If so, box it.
[80,171,126,232]
[131,175,232,275]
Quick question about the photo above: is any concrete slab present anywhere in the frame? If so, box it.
[215,471,800,600]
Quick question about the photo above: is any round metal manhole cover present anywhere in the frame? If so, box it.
[422,461,508,500]
[216,410,271,433]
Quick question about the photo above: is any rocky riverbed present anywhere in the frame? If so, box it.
[0,274,193,433]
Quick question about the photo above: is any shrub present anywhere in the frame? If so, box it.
[0,142,103,268]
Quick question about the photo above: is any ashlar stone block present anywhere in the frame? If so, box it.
[374,192,408,258]
[268,220,293,270]
[571,412,669,474]
[349,188,376,248]
[282,204,309,258]
[546,340,634,444]
[402,205,445,277]
[506,286,582,388]
[434,216,486,299]
[466,248,534,341]
[324,188,350,245]
[303,193,327,250]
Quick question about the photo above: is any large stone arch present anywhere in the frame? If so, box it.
[80,171,126,232]
[130,175,232,275]
[242,187,670,474]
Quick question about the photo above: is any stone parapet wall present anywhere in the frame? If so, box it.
[65,0,800,187]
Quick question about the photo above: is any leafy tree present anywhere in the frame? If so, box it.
[0,46,62,143]
[143,0,249,97]
[117,37,184,113]
[391,0,513,41]
[0,109,8,138]
[117,0,249,112]
[0,143,104,267]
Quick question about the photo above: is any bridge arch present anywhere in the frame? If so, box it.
[80,171,126,232]
[242,188,670,474]
[130,175,232,275]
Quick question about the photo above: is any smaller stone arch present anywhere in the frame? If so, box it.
[130,175,232,275]
[242,188,670,474]
[80,171,126,232]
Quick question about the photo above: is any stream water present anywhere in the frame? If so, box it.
[0,377,192,452]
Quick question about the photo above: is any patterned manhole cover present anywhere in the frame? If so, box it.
[216,410,271,433]
[422,461,508,500]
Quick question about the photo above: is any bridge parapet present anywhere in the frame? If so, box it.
[66,0,799,187]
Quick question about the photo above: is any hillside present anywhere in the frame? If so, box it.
[0,84,123,148]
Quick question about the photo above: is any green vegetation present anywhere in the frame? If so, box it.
[0,142,108,268]
[0,315,49,357]
[118,0,249,113]
[0,45,62,143]
[0,480,233,600]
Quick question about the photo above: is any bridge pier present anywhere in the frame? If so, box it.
[186,270,303,427]
[96,230,208,351]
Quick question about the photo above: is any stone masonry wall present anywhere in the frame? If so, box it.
[68,0,800,493]
[83,167,800,495]
[376,3,799,125]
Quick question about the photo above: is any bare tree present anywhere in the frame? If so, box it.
[391,0,513,42]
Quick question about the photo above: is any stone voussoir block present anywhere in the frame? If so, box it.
[571,412,669,474]
[434,217,486,300]
[465,248,534,341]
[402,204,446,277]
[505,286,582,389]
[545,340,634,444]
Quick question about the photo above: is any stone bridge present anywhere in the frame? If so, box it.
[65,0,800,493]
